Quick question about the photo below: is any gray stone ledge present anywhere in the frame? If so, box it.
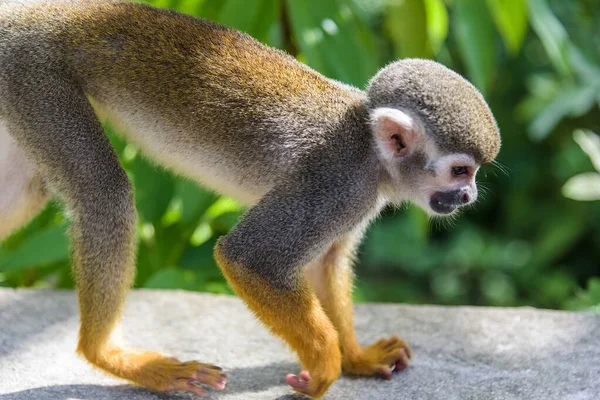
[0,289,599,400]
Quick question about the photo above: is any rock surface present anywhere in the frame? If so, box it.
[0,289,599,400]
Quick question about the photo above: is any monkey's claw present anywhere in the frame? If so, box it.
[167,360,227,396]
[342,336,412,379]
[128,354,226,397]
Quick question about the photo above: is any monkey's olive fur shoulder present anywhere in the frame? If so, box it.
[367,59,501,164]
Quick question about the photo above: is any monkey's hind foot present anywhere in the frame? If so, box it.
[285,356,341,399]
[83,347,227,397]
[342,336,412,380]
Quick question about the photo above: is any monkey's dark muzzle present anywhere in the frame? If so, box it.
[430,189,470,214]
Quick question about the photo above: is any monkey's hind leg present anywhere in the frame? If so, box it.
[306,233,412,379]
[0,120,50,240]
[1,74,225,397]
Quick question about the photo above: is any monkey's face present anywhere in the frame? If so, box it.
[371,107,480,216]
[416,152,479,216]
[391,149,479,217]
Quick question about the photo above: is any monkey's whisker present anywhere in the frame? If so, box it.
[491,160,510,176]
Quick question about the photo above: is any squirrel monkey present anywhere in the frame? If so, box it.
[0,0,501,398]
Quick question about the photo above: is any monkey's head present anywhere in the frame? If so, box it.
[367,59,500,216]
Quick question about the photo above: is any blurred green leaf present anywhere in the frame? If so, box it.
[480,271,517,306]
[190,222,213,246]
[0,202,63,251]
[150,0,176,10]
[431,270,466,302]
[486,0,528,55]
[527,0,572,76]
[205,197,244,218]
[173,0,204,16]
[175,179,219,226]
[562,173,600,201]
[361,208,435,274]
[287,0,379,86]
[573,130,600,172]
[567,278,600,312]
[530,205,588,266]
[568,46,600,88]
[453,0,498,95]
[179,238,223,282]
[144,268,195,289]
[203,281,233,294]
[516,74,561,121]
[424,0,449,54]
[528,85,597,140]
[386,0,432,59]
[0,224,69,273]
[534,271,576,309]
[215,0,278,42]
[131,156,175,223]
[197,0,225,20]
[210,211,244,234]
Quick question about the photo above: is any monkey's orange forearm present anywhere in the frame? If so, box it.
[215,245,341,398]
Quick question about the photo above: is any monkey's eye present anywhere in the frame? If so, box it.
[452,166,469,176]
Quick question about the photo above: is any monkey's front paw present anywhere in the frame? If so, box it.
[97,349,227,397]
[342,336,412,379]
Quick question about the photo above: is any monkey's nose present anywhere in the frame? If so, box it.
[461,192,470,204]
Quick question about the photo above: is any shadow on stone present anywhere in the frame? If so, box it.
[0,362,300,400]
[0,385,151,400]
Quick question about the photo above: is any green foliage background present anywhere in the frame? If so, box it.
[2,0,599,311]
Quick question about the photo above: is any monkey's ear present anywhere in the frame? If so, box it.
[371,107,417,159]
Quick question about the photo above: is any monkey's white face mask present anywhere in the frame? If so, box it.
[371,107,480,216]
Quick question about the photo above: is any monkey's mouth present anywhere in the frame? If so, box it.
[429,190,469,215]
[430,200,456,214]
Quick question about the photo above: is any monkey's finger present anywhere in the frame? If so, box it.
[183,361,224,374]
[383,349,407,366]
[375,366,393,380]
[173,378,208,397]
[193,367,226,378]
[389,348,411,374]
[394,359,409,372]
[193,371,227,391]
[382,336,401,350]
[183,361,222,371]
[399,348,412,366]
[404,344,414,359]
[299,370,311,381]
[286,373,309,389]
[170,361,226,391]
